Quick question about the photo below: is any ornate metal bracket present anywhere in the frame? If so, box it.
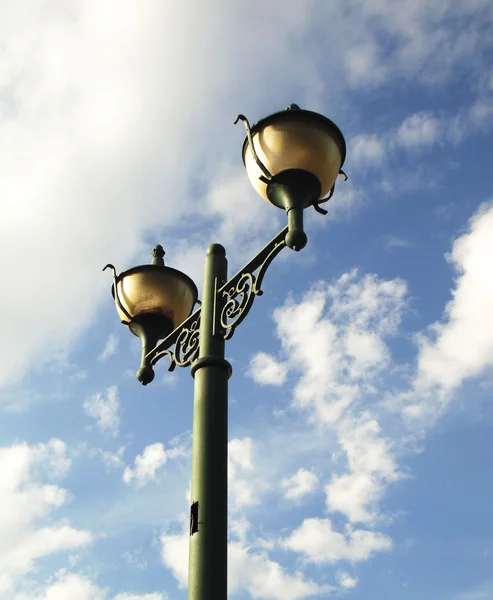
[217,226,287,340]
[146,225,289,370]
[148,309,201,372]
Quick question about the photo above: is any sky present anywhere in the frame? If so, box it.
[1,0,493,598]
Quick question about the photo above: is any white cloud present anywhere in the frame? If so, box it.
[228,438,259,510]
[325,470,385,524]
[229,541,331,599]
[98,334,118,362]
[283,517,392,563]
[350,134,386,165]
[206,169,283,255]
[345,43,386,86]
[406,203,493,419]
[338,416,398,480]
[249,352,288,386]
[16,572,104,600]
[336,570,358,589]
[281,468,319,502]
[0,442,92,595]
[160,521,189,589]
[383,235,412,252]
[344,329,390,379]
[83,386,120,438]
[32,438,72,479]
[396,112,441,148]
[123,442,184,487]
[347,98,493,178]
[266,271,407,425]
[113,594,166,600]
[123,443,167,487]
[16,570,166,600]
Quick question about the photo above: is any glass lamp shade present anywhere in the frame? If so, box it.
[113,265,198,334]
[242,108,346,203]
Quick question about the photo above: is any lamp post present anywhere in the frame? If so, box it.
[104,104,347,600]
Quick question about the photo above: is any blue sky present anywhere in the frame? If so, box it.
[1,1,493,598]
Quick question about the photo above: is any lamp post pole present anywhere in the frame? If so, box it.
[188,244,230,600]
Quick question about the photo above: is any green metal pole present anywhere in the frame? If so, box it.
[188,243,231,600]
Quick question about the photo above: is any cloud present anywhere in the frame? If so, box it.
[336,570,358,589]
[382,235,412,252]
[32,438,72,479]
[98,334,118,362]
[248,352,288,386]
[160,520,189,589]
[347,95,493,182]
[350,134,386,165]
[113,594,167,600]
[15,570,167,600]
[281,468,319,502]
[405,202,493,420]
[396,112,441,148]
[206,169,283,253]
[417,202,493,389]
[16,572,105,600]
[325,472,379,524]
[345,43,386,86]
[123,443,167,487]
[83,386,120,438]
[123,442,184,487]
[228,541,332,599]
[262,270,407,424]
[283,517,392,563]
[0,442,92,595]
[228,438,260,510]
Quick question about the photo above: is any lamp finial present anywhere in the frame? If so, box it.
[152,245,165,266]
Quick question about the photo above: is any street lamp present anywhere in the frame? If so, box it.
[104,104,347,600]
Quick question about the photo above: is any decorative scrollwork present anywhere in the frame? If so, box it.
[174,315,201,367]
[150,311,201,372]
[221,272,256,341]
[219,237,286,340]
